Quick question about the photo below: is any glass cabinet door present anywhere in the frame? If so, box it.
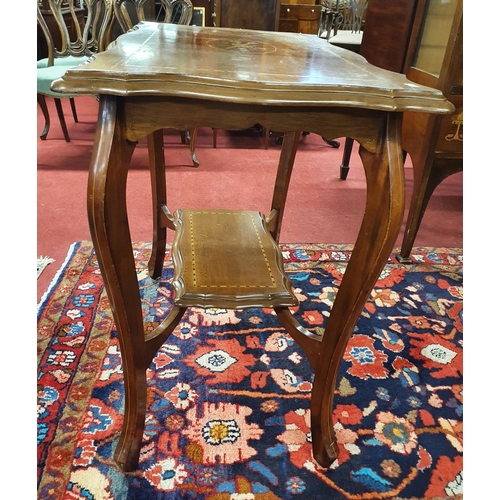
[412,0,458,78]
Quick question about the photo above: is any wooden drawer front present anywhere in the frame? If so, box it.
[299,5,321,20]
[280,5,300,19]
[434,94,463,154]
[279,4,321,33]
[298,20,319,33]
[280,4,321,19]
[279,19,300,31]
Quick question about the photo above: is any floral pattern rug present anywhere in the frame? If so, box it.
[37,242,463,499]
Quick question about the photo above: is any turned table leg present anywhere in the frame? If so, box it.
[310,114,406,468]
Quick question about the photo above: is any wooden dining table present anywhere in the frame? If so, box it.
[52,22,453,472]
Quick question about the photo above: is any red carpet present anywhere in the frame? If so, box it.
[37,95,463,301]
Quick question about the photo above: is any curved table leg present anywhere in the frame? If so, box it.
[37,94,50,141]
[87,95,148,472]
[148,129,168,279]
[267,131,301,241]
[310,114,406,468]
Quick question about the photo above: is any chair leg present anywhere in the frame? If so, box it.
[69,98,78,123]
[37,94,50,141]
[54,98,70,142]
[322,137,341,149]
[212,128,217,148]
[188,127,199,168]
[398,157,461,263]
[340,137,354,180]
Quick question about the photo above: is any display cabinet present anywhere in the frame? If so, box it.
[338,0,419,178]
[398,0,463,262]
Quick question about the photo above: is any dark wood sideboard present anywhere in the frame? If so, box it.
[212,0,281,30]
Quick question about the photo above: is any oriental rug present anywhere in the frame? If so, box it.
[37,242,463,500]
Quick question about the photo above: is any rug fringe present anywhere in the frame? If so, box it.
[37,255,55,279]
[37,243,80,315]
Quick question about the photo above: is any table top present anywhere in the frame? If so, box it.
[52,22,453,114]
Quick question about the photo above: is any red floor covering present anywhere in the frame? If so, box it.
[37,96,463,301]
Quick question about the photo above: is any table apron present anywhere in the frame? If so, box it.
[120,96,391,153]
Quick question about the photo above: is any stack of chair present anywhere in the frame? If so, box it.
[112,0,200,167]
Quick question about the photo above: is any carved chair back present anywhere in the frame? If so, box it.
[113,0,193,33]
[342,0,368,33]
[38,0,114,66]
[319,0,368,38]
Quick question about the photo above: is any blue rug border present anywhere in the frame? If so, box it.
[37,241,82,319]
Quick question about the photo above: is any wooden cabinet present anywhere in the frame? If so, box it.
[338,0,419,179]
[279,3,322,34]
[358,0,418,73]
[336,0,462,262]
[399,0,463,261]
[190,0,213,26]
[212,0,281,30]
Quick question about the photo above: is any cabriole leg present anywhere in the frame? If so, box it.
[87,94,146,472]
[148,129,168,279]
[310,114,405,468]
[38,94,50,141]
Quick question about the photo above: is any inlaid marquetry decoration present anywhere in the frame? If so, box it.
[187,211,277,289]
[445,110,463,142]
[171,209,298,310]
[206,39,278,55]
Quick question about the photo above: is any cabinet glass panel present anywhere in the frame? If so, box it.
[412,0,458,77]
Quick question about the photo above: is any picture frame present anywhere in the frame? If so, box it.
[191,7,205,27]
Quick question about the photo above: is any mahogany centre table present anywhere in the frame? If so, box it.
[52,22,453,472]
